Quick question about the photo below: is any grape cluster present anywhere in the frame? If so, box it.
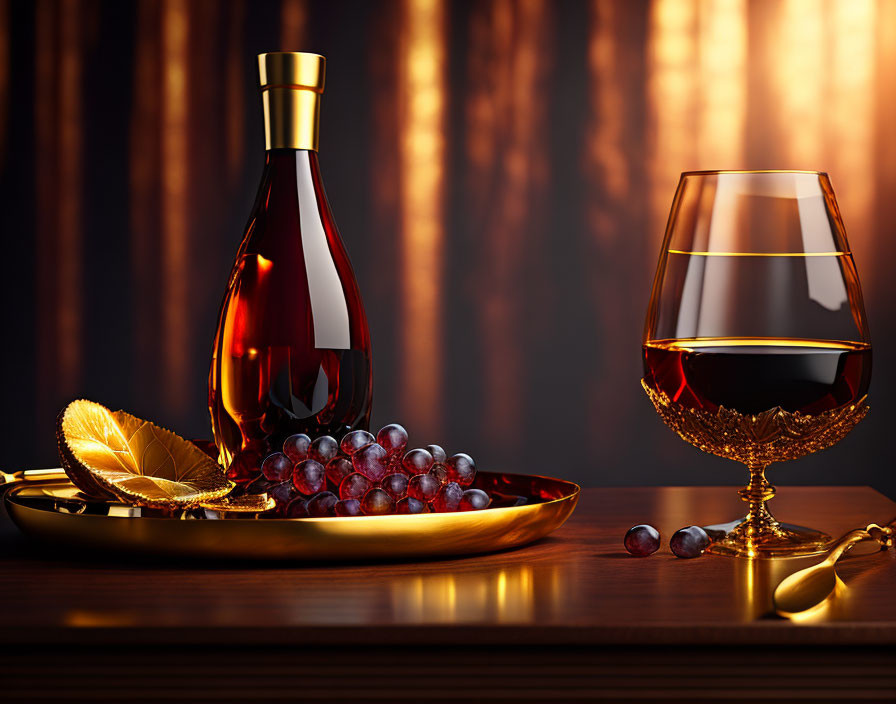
[228,424,493,517]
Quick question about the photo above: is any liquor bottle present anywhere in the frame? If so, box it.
[209,52,372,472]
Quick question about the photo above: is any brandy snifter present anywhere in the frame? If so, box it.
[642,171,871,558]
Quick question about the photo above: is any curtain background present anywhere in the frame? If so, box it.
[2,0,895,498]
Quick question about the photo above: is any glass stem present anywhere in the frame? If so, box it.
[739,463,777,531]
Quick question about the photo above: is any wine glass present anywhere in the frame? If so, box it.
[642,171,871,558]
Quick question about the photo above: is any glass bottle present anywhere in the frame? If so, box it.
[209,52,372,475]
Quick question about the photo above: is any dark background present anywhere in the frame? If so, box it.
[2,0,895,500]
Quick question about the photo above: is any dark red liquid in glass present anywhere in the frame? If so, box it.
[209,150,372,466]
[643,338,870,415]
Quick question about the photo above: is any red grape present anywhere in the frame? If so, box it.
[624,525,661,557]
[381,472,409,501]
[430,464,449,484]
[310,435,339,464]
[325,457,354,488]
[340,429,375,455]
[339,472,372,501]
[432,482,463,512]
[335,498,362,516]
[261,452,293,482]
[361,487,395,515]
[269,480,298,508]
[670,526,710,558]
[402,448,434,476]
[396,497,426,514]
[306,491,338,517]
[352,442,388,482]
[292,459,325,496]
[283,433,311,463]
[376,423,408,456]
[446,453,476,487]
[426,444,447,463]
[459,488,490,511]
[285,498,309,518]
[407,473,441,503]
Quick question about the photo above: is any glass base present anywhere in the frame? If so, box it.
[703,518,832,558]
[640,381,869,559]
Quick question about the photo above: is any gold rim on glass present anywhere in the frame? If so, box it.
[679,169,828,176]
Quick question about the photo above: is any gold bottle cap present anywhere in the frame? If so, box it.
[258,52,326,151]
[258,52,326,92]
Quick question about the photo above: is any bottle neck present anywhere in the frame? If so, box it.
[263,148,320,175]
[262,86,321,151]
[259,149,324,214]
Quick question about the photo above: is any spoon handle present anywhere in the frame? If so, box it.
[827,527,876,562]
[827,518,895,561]
[864,518,895,549]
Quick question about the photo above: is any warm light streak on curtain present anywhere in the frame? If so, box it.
[585,0,639,450]
[226,0,245,186]
[587,0,628,222]
[130,0,160,399]
[367,1,401,404]
[35,0,56,409]
[770,0,823,169]
[697,0,746,168]
[281,0,307,50]
[398,0,446,434]
[57,0,83,398]
[647,0,697,252]
[35,0,84,409]
[647,0,745,244]
[468,0,549,445]
[828,0,876,270]
[162,0,190,413]
[768,0,876,284]
[877,0,896,281]
[877,0,896,169]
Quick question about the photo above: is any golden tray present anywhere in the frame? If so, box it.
[3,470,579,561]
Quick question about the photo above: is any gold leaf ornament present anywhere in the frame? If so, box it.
[57,400,234,508]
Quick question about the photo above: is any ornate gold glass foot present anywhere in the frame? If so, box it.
[704,520,832,558]
[701,466,831,557]
[642,380,869,558]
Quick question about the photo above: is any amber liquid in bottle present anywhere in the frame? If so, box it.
[209,53,372,470]
[643,338,871,415]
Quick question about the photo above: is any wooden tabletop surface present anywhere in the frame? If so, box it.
[1,485,894,646]
[2,485,895,702]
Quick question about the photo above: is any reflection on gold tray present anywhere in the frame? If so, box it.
[4,471,579,561]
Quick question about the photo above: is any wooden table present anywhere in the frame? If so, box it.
[1,486,894,702]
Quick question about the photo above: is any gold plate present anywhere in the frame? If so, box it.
[4,471,579,561]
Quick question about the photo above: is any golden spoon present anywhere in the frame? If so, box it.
[773,520,894,616]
